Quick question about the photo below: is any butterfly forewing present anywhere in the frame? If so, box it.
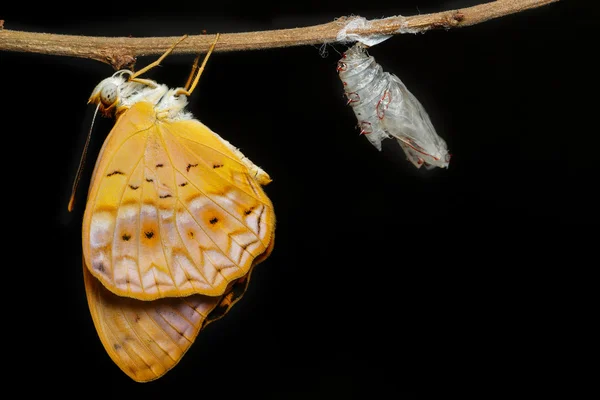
[83,102,275,301]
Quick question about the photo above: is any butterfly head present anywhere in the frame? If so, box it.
[89,70,187,119]
[88,70,132,116]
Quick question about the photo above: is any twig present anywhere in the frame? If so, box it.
[0,0,559,69]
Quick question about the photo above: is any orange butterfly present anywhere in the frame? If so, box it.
[70,34,276,382]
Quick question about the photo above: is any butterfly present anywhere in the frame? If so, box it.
[69,34,276,382]
[337,42,451,169]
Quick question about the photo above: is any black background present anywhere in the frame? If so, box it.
[1,1,595,397]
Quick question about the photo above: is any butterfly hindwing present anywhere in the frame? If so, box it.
[83,233,274,382]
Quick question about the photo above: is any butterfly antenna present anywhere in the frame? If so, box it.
[68,104,101,212]
[130,34,189,80]
[184,54,201,91]
[176,33,220,97]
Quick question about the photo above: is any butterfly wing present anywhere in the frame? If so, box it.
[203,234,274,326]
[83,262,220,382]
[83,235,274,382]
[82,102,275,300]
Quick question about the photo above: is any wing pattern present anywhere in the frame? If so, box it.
[82,102,275,300]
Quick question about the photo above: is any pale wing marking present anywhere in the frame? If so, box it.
[112,153,145,293]
[160,124,268,272]
[89,127,149,290]
[178,198,241,279]
[155,128,232,290]
[139,132,179,296]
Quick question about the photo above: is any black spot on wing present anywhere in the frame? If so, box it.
[107,170,125,177]
[186,163,198,172]
[144,231,154,239]
[159,194,172,199]
[129,184,139,190]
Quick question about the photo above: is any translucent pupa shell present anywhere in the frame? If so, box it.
[338,43,451,169]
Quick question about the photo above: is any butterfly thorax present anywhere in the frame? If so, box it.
[89,70,193,121]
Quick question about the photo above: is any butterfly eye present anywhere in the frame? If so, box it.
[100,83,118,107]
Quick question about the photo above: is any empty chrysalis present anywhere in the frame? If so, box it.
[338,43,451,169]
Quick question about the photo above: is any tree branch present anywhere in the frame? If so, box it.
[0,0,559,69]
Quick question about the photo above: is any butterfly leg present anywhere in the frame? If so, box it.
[128,77,159,88]
[175,33,221,97]
[130,34,189,80]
